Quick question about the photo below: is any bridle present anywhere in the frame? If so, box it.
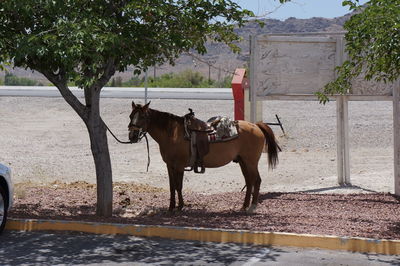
[129,109,150,140]
[127,109,151,171]
[128,126,148,143]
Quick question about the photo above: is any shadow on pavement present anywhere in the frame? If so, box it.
[0,231,284,265]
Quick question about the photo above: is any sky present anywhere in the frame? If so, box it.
[235,0,368,20]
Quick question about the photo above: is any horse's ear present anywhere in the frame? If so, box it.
[143,101,151,111]
[132,101,136,109]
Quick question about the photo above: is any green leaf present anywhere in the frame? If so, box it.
[320,0,400,100]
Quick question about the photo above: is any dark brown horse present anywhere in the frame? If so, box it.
[128,101,279,213]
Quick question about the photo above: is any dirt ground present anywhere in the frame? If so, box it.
[0,96,394,194]
[10,181,400,240]
[1,96,398,239]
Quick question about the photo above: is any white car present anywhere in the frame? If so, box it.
[0,163,13,234]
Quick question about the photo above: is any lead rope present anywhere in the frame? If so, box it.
[144,133,150,172]
[103,121,132,144]
[103,121,150,172]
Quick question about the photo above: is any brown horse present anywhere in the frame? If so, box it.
[128,101,279,213]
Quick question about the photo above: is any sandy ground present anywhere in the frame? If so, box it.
[0,96,395,194]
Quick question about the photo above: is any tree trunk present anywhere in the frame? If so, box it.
[57,84,113,217]
[86,114,113,217]
[84,89,113,217]
[41,66,115,217]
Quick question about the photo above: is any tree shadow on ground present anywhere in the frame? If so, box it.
[0,231,285,265]
[2,231,399,265]
[9,191,400,240]
[10,200,288,233]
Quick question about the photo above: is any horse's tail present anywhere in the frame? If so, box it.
[256,122,280,169]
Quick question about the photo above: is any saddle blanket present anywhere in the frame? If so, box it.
[206,116,239,143]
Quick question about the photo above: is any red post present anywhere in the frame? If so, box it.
[231,68,249,120]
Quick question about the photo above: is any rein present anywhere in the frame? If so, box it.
[103,121,151,172]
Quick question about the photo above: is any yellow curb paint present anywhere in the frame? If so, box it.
[6,218,400,255]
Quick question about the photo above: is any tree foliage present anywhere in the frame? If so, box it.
[0,0,253,90]
[318,0,400,102]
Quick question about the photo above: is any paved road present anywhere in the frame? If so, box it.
[1,230,398,265]
[0,86,233,100]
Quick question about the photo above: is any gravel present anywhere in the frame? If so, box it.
[10,182,400,240]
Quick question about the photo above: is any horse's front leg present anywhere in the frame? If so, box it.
[175,170,184,210]
[167,165,176,212]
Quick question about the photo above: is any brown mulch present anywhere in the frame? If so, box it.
[9,181,400,240]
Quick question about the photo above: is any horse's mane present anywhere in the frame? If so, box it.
[148,108,184,132]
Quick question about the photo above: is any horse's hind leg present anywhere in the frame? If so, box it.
[239,158,261,214]
[238,159,253,211]
[248,170,261,214]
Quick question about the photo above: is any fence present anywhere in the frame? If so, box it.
[248,33,399,194]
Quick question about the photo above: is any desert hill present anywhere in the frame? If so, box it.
[0,15,348,84]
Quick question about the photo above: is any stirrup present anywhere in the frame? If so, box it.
[194,164,205,174]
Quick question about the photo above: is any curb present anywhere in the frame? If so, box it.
[6,218,400,255]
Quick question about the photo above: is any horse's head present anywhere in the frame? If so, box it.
[128,101,151,143]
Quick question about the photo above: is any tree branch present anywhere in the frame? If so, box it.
[184,51,236,76]
[93,58,117,91]
[41,69,88,120]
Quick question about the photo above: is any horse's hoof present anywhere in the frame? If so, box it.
[246,204,257,214]
[177,203,184,211]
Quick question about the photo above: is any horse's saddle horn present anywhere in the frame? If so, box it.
[184,109,210,132]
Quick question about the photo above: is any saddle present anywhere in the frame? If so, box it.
[184,109,212,173]
[183,109,240,174]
